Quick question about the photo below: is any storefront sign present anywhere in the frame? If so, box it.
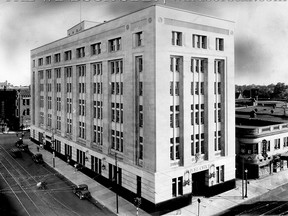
[190,164,209,174]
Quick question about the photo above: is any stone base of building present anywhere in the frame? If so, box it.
[30,137,236,215]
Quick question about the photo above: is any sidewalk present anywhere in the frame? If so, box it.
[165,170,288,216]
[26,138,288,216]
[26,139,150,216]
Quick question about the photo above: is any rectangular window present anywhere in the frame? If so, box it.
[172,177,183,197]
[191,58,207,73]
[200,82,204,95]
[172,31,182,46]
[46,56,51,65]
[192,34,207,49]
[76,47,85,58]
[195,82,199,95]
[216,38,224,51]
[178,177,183,195]
[218,82,221,95]
[109,37,121,52]
[284,137,288,147]
[136,56,143,73]
[172,178,177,197]
[135,32,143,47]
[139,82,143,96]
[64,50,72,61]
[215,59,225,74]
[54,53,61,63]
[274,138,280,149]
[38,58,43,66]
[175,82,179,96]
[91,42,101,55]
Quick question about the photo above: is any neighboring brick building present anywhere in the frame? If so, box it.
[30,5,235,213]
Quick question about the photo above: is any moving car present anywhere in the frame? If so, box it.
[72,184,91,200]
[32,153,44,163]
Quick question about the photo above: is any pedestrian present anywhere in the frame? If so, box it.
[37,146,39,152]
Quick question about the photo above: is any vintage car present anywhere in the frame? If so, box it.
[32,153,44,163]
[15,139,29,151]
[10,148,22,158]
[72,184,91,200]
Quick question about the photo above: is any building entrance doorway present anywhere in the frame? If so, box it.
[192,170,207,196]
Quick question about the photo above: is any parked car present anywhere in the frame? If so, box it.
[72,184,91,200]
[32,153,44,163]
[10,148,22,158]
[17,144,29,151]
[15,138,23,146]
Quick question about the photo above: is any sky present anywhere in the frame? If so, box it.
[1,0,288,86]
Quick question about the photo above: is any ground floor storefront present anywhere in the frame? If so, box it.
[237,155,288,179]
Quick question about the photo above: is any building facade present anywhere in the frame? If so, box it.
[0,89,18,131]
[236,105,288,179]
[16,88,31,130]
[30,5,235,213]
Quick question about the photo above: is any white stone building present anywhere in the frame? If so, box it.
[30,5,235,213]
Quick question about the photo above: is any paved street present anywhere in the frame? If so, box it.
[219,182,288,215]
[0,134,114,216]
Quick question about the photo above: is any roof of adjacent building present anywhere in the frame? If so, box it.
[236,103,288,125]
[18,88,30,97]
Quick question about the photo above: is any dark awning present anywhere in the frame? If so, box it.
[258,159,271,167]
[280,152,288,160]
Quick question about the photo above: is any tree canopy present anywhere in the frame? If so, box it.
[236,82,288,100]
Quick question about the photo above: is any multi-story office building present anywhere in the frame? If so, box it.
[236,105,288,179]
[30,5,235,213]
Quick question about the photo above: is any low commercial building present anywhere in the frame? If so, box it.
[236,105,288,179]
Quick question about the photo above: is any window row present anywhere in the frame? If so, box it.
[34,32,143,67]
[171,31,224,51]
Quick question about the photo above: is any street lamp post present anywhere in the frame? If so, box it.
[115,153,119,214]
[197,198,201,216]
[242,157,244,199]
[245,169,248,198]
[51,132,55,168]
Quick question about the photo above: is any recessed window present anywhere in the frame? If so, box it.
[109,37,121,52]
[91,43,101,55]
[54,53,61,63]
[192,34,207,49]
[46,56,51,65]
[64,50,72,61]
[76,47,85,58]
[135,32,143,47]
[38,58,43,66]
[172,31,182,46]
[216,38,224,51]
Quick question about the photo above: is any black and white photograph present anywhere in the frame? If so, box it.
[1,0,288,215]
